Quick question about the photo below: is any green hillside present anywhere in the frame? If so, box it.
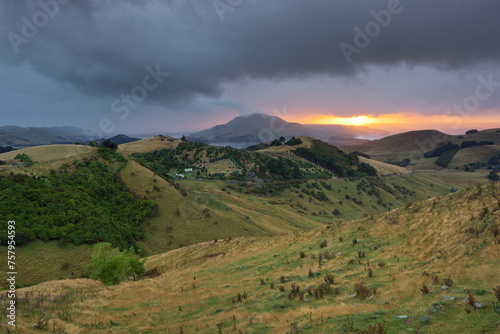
[4,182,499,333]
[0,138,467,289]
[349,128,500,170]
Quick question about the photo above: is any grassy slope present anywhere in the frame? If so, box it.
[117,135,179,155]
[0,146,106,288]
[259,136,410,176]
[5,183,499,333]
[349,129,500,169]
[418,170,492,188]
[0,144,95,162]
[0,138,475,289]
[448,145,500,169]
[0,157,458,288]
[348,130,453,162]
[358,157,410,176]
[119,160,314,256]
[121,152,459,255]
[0,241,92,289]
[0,145,96,177]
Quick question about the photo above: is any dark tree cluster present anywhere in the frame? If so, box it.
[0,160,155,249]
[424,142,460,158]
[293,140,376,177]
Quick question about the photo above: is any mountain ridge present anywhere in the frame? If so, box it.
[187,113,389,147]
[0,125,91,147]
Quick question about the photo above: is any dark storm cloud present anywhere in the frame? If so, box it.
[1,0,500,107]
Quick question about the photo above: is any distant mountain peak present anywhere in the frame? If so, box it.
[239,112,267,117]
[233,113,279,120]
[187,114,382,147]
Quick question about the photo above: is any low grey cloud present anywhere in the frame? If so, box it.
[1,0,500,134]
[2,0,500,104]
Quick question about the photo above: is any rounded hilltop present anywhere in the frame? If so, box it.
[117,135,180,155]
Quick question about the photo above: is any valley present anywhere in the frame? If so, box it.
[0,132,498,333]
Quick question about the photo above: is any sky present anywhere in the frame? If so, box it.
[1,0,500,137]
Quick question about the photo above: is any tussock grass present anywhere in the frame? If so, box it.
[0,241,93,289]
[4,184,499,333]
[117,135,179,155]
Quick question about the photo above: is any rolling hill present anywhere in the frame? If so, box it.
[348,128,500,169]
[5,182,499,333]
[0,144,94,163]
[258,136,410,176]
[0,136,475,290]
[117,135,179,155]
[0,126,91,147]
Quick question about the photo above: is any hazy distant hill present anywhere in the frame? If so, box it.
[187,113,388,147]
[0,125,90,147]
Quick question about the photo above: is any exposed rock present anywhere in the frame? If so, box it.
[442,295,457,301]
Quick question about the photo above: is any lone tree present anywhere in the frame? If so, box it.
[181,135,187,142]
[86,243,145,285]
[466,129,479,135]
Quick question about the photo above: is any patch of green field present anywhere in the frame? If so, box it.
[0,240,92,289]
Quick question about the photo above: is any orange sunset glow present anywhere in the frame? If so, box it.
[293,112,500,133]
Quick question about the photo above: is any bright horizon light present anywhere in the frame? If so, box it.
[324,115,373,126]
[288,111,500,134]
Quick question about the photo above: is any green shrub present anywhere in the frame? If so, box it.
[14,153,33,166]
[86,242,145,285]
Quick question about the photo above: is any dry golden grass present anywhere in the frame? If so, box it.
[119,159,323,256]
[349,128,500,170]
[448,144,500,169]
[3,142,500,332]
[117,135,179,155]
[359,156,411,176]
[0,144,96,177]
[14,279,103,299]
[0,144,94,162]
